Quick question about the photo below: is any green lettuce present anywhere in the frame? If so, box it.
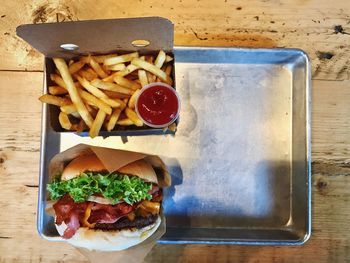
[47,172,153,205]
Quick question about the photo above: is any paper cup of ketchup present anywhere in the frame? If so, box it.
[135,82,180,128]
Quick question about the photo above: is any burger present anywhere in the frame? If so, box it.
[46,153,170,251]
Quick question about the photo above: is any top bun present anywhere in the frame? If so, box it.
[61,154,158,184]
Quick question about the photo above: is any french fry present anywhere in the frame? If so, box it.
[125,108,143,127]
[128,89,141,109]
[85,103,98,118]
[102,72,121,83]
[79,89,112,115]
[81,54,116,64]
[78,68,98,81]
[168,122,177,132]
[154,50,166,68]
[165,64,172,76]
[138,70,149,87]
[107,64,126,71]
[165,55,173,63]
[117,118,134,126]
[131,58,171,84]
[115,64,140,77]
[59,112,72,130]
[60,104,77,114]
[89,109,106,138]
[104,52,139,66]
[103,90,130,99]
[107,108,122,131]
[91,79,133,95]
[39,94,71,107]
[50,74,67,88]
[48,85,67,95]
[69,61,85,74]
[53,58,94,128]
[89,58,108,78]
[145,57,156,83]
[114,76,141,91]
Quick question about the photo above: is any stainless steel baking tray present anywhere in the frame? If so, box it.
[38,46,311,245]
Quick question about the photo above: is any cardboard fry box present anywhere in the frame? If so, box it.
[43,144,170,258]
[16,17,176,136]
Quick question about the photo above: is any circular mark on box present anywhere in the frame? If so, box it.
[131,39,150,47]
[60,43,79,51]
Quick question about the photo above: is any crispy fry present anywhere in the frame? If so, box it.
[125,108,143,127]
[138,70,149,87]
[165,64,172,76]
[115,64,140,77]
[50,74,66,88]
[89,109,106,138]
[79,89,112,115]
[154,50,166,68]
[128,89,141,109]
[114,76,141,91]
[107,108,122,131]
[69,61,85,74]
[102,72,121,83]
[145,57,156,83]
[107,64,126,71]
[48,85,67,95]
[53,58,94,127]
[104,52,139,66]
[78,68,98,81]
[91,79,133,95]
[168,122,177,132]
[103,90,130,99]
[39,94,71,107]
[89,58,108,78]
[59,112,72,130]
[60,104,77,114]
[131,58,171,84]
[117,118,134,126]
[81,54,117,64]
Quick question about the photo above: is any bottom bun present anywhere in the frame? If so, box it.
[55,216,161,251]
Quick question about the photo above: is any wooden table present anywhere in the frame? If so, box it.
[0,0,349,262]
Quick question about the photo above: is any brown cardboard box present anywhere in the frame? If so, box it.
[16,17,175,136]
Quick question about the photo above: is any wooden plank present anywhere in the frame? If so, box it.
[0,0,349,80]
[0,72,349,262]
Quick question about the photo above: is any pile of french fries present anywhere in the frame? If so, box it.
[39,50,176,138]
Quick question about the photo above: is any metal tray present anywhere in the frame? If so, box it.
[38,46,311,245]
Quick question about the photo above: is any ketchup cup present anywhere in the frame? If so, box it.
[135,82,180,128]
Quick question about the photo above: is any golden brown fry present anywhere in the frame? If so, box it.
[78,68,98,81]
[81,54,116,64]
[115,64,140,77]
[117,118,134,126]
[50,74,66,88]
[114,76,141,91]
[91,79,133,95]
[103,90,130,99]
[59,112,72,130]
[48,85,67,95]
[107,64,126,71]
[89,109,106,138]
[138,70,149,87]
[154,50,166,68]
[107,108,122,131]
[102,72,120,83]
[125,108,143,127]
[60,104,77,114]
[79,89,112,115]
[128,89,141,109]
[69,61,85,74]
[39,94,71,107]
[89,58,108,78]
[145,57,156,83]
[131,58,171,84]
[104,52,139,66]
[168,122,177,132]
[53,58,94,128]
[165,64,172,76]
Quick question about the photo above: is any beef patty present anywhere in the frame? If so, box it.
[95,214,158,231]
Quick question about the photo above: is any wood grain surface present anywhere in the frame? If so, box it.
[0,0,349,262]
[0,0,349,80]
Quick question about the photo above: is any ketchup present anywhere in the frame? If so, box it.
[136,84,179,126]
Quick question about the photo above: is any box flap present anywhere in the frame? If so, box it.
[16,17,173,57]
